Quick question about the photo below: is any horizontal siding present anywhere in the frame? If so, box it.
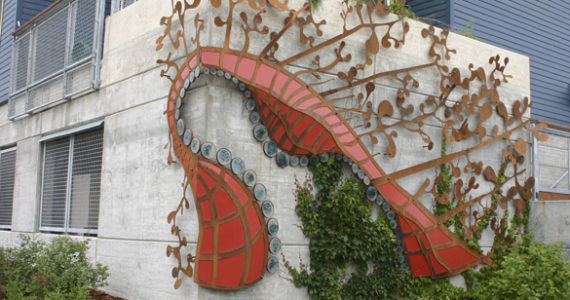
[451,0,570,127]
[407,0,450,27]
[20,0,54,24]
[0,0,18,104]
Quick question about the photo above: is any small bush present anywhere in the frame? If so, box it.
[0,235,109,300]
[471,233,570,300]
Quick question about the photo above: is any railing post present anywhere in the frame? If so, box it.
[532,123,539,201]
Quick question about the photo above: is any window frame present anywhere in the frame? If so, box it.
[111,0,138,13]
[39,122,103,235]
[532,124,570,201]
[0,146,17,230]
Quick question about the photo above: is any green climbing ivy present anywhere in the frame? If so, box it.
[387,0,417,19]
[285,157,408,299]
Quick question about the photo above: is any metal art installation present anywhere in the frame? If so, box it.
[158,0,547,290]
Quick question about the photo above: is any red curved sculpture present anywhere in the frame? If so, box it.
[160,0,543,290]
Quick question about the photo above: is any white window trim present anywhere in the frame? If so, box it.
[39,120,103,142]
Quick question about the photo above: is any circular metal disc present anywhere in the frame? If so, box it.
[390,219,398,229]
[269,237,281,254]
[376,195,384,206]
[320,153,329,163]
[309,155,319,165]
[267,256,279,274]
[267,218,279,235]
[200,142,216,161]
[231,157,245,176]
[190,137,200,154]
[263,141,277,158]
[183,129,192,146]
[253,184,267,201]
[261,201,274,217]
[249,111,260,124]
[382,201,390,212]
[245,99,256,111]
[242,170,257,187]
[253,124,268,142]
[290,156,299,167]
[216,148,232,166]
[276,152,289,168]
[299,156,309,167]
[176,119,185,136]
[366,186,378,201]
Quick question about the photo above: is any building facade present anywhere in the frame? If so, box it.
[0,0,567,299]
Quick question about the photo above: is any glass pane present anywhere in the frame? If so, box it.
[0,149,17,227]
[69,128,103,230]
[41,138,70,229]
[33,7,68,83]
[70,0,96,63]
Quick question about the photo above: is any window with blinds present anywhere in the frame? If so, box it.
[0,147,16,229]
[40,127,103,234]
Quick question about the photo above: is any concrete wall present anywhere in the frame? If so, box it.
[529,201,570,260]
[0,0,544,299]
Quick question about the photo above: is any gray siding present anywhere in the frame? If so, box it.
[407,0,450,27]
[0,0,18,104]
[450,0,570,127]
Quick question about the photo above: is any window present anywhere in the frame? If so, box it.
[0,147,16,230]
[111,0,138,13]
[40,126,103,234]
[533,124,570,201]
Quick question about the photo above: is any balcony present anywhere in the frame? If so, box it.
[8,0,106,119]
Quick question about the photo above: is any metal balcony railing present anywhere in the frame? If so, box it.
[8,0,106,119]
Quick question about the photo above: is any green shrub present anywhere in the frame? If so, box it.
[0,235,109,300]
[471,233,570,300]
[285,157,408,299]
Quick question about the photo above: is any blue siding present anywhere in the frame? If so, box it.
[0,0,53,105]
[0,0,18,104]
[20,0,54,24]
[450,0,570,127]
[407,0,450,27]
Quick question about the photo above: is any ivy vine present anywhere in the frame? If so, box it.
[285,157,408,299]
